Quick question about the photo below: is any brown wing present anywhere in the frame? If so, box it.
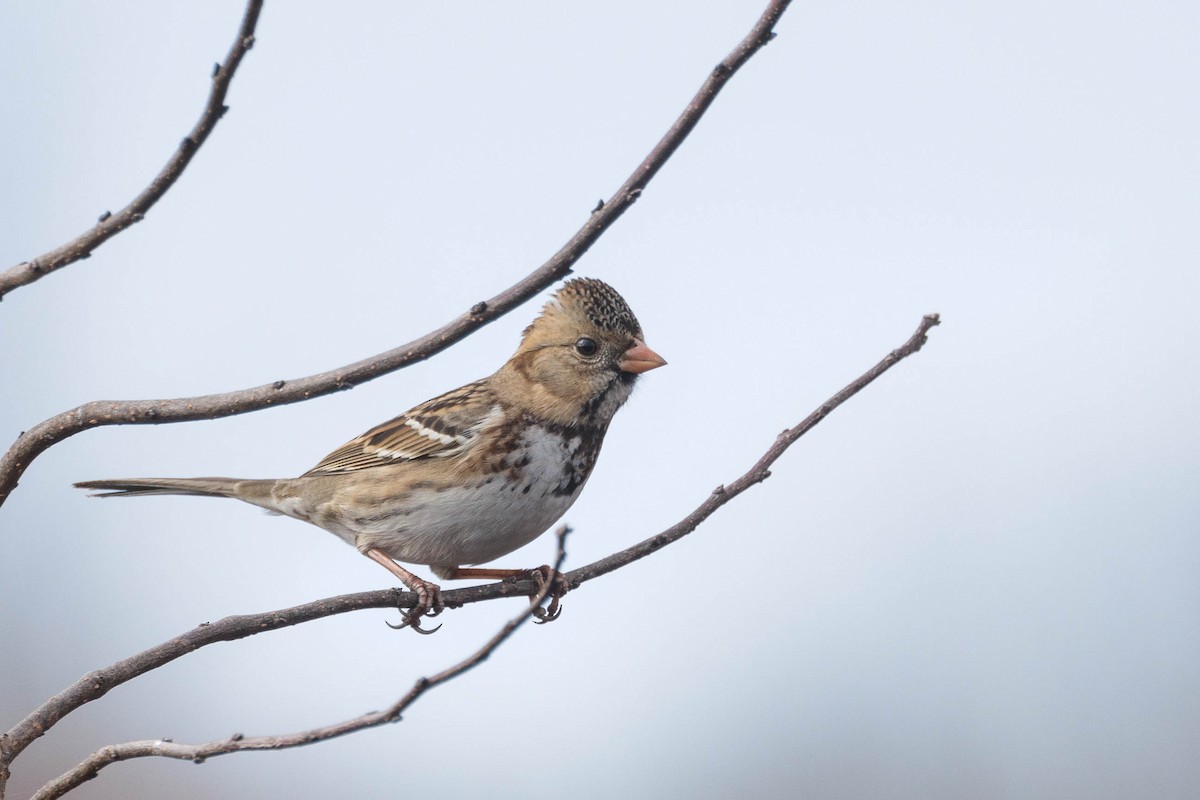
[302,380,501,476]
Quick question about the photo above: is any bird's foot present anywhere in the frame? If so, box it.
[387,578,444,635]
[512,564,568,624]
[363,548,445,634]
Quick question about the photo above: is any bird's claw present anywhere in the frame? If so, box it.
[521,564,568,624]
[386,612,442,635]
[532,597,562,624]
[386,581,444,634]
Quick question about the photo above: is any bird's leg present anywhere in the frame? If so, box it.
[441,565,568,623]
[364,548,443,634]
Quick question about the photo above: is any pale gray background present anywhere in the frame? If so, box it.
[2,1,1197,798]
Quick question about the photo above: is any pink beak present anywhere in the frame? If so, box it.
[618,339,667,374]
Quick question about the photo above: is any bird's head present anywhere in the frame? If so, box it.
[495,278,666,426]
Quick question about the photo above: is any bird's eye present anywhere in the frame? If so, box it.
[574,337,598,357]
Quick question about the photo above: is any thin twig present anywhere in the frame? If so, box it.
[0,0,794,509]
[29,529,570,800]
[2,313,939,794]
[0,0,264,300]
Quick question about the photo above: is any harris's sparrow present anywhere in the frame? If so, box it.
[76,278,665,630]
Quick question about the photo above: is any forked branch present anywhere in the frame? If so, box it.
[28,528,571,800]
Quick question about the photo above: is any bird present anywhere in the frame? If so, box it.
[76,278,666,632]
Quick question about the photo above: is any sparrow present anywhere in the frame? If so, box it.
[76,278,665,632]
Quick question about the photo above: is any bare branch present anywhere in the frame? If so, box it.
[0,0,264,300]
[566,314,942,584]
[29,529,570,800]
[0,0,794,509]
[2,313,939,794]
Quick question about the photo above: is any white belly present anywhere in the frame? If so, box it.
[315,424,592,569]
[368,478,579,567]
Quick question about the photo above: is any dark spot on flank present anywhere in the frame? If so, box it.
[551,466,584,497]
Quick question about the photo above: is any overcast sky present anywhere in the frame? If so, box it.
[2,1,1198,798]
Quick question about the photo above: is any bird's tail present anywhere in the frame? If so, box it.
[75,477,276,506]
